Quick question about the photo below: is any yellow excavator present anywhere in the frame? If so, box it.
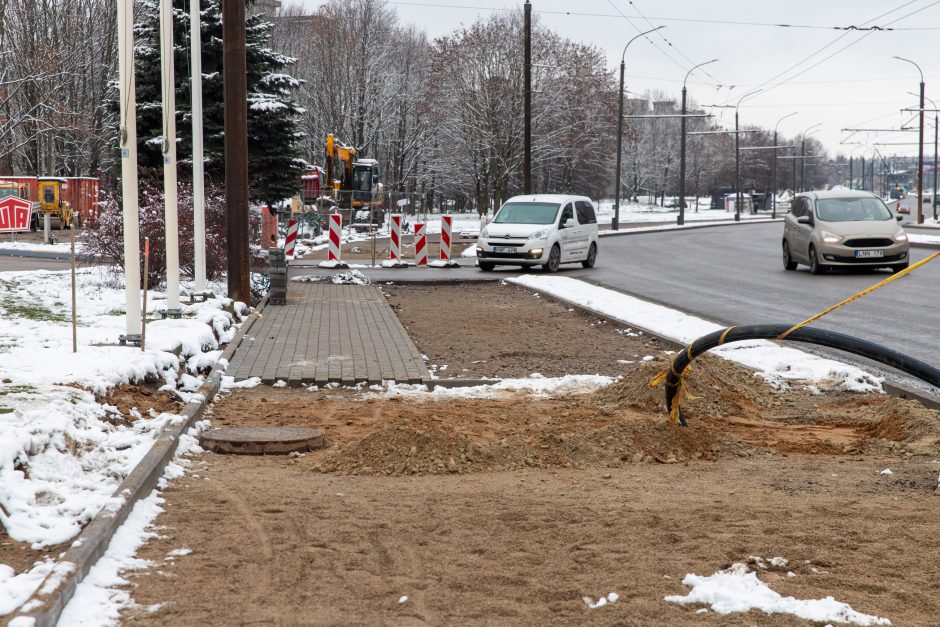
[324,134,383,210]
[38,178,74,229]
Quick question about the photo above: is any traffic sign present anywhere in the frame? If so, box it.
[0,196,32,233]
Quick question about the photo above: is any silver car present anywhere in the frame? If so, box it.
[782,190,909,274]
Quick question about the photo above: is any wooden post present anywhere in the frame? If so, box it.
[141,237,150,351]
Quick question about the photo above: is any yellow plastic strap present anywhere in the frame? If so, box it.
[718,326,735,345]
[778,251,940,340]
[686,339,696,361]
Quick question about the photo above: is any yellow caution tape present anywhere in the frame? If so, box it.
[778,251,940,340]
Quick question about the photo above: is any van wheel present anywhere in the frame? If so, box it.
[582,243,597,268]
[809,245,827,275]
[479,262,495,272]
[543,245,561,272]
[782,240,797,270]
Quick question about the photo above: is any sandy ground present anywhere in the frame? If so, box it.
[112,282,940,625]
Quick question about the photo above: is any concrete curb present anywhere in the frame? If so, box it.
[516,282,940,413]
[4,297,268,627]
[598,217,782,238]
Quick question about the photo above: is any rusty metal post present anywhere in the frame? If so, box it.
[223,0,251,303]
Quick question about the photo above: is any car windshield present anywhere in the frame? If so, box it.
[816,197,893,222]
[493,202,560,225]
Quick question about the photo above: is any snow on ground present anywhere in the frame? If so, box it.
[56,423,209,626]
[373,374,616,400]
[665,562,891,625]
[0,266,240,619]
[908,232,940,245]
[0,241,82,254]
[507,276,882,392]
[596,200,772,224]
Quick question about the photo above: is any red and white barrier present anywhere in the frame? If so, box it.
[390,214,402,262]
[440,214,453,261]
[328,213,342,262]
[284,218,298,259]
[414,222,427,266]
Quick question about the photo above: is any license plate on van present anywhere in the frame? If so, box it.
[493,246,515,253]
[855,250,884,258]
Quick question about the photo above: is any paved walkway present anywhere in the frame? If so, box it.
[227,283,428,385]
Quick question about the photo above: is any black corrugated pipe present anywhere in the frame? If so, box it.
[664,324,940,427]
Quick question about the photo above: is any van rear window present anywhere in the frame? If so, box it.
[493,202,560,225]
[576,201,597,224]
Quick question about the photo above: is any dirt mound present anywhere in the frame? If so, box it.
[313,403,746,476]
[595,353,776,420]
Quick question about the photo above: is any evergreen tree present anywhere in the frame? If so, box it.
[131,0,306,205]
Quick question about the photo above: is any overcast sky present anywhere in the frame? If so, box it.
[297,0,940,158]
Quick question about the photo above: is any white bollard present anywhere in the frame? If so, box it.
[390,214,402,263]
[328,213,342,262]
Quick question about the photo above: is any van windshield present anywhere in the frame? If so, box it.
[493,202,560,225]
[816,197,893,222]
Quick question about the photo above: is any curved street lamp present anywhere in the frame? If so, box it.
[799,122,822,192]
[678,59,718,225]
[613,25,665,230]
[734,88,762,221]
[894,56,925,223]
[771,111,797,219]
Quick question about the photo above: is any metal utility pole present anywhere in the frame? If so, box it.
[117,0,141,340]
[860,156,866,191]
[849,156,853,189]
[523,0,531,195]
[613,25,664,230]
[798,122,822,192]
[734,89,762,222]
[223,0,251,304]
[160,0,180,312]
[191,0,207,293]
[894,56,925,223]
[772,112,797,219]
[679,59,718,226]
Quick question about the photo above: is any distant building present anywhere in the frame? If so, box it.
[250,0,281,17]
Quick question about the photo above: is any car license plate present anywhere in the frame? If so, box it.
[855,249,884,258]
[493,246,515,253]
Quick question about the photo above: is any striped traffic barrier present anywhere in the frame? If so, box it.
[430,214,459,268]
[414,222,427,266]
[390,214,402,262]
[328,213,342,262]
[284,218,298,259]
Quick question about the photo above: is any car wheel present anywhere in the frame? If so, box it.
[808,245,827,275]
[581,243,597,268]
[478,262,495,272]
[782,240,797,271]
[543,245,561,272]
[890,262,909,274]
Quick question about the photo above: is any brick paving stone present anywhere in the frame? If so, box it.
[226,283,429,386]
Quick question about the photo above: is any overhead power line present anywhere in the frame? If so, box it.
[384,1,940,30]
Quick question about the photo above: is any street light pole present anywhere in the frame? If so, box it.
[894,56,925,223]
[772,111,797,219]
[679,59,718,226]
[734,89,762,222]
[523,0,531,194]
[613,25,664,230]
[922,94,939,220]
[798,123,822,192]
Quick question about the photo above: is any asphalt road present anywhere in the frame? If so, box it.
[0,255,71,272]
[589,221,940,370]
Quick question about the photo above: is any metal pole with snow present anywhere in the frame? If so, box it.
[117,0,142,343]
[191,0,207,293]
[160,0,181,314]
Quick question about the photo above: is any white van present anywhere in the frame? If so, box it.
[476,194,599,272]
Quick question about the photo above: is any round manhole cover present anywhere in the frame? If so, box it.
[199,426,324,455]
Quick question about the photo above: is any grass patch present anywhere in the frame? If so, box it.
[0,407,13,414]
[0,385,37,396]
[1,299,69,323]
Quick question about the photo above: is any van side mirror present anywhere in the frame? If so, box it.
[796,215,812,225]
[896,215,904,221]
[564,218,575,229]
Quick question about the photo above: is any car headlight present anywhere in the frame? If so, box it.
[528,229,548,240]
[480,227,489,239]
[894,231,908,242]
[821,230,842,244]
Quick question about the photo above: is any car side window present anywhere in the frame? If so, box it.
[575,201,597,225]
[559,203,574,227]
